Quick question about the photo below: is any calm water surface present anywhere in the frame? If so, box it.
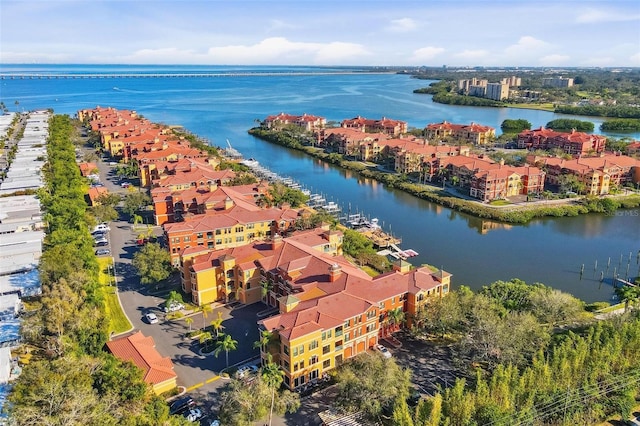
[2,65,639,302]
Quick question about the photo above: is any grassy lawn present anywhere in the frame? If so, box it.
[596,302,625,314]
[506,103,555,112]
[97,257,132,334]
[489,200,512,206]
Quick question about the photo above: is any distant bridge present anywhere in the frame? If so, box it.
[0,71,394,80]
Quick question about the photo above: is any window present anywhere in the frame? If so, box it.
[310,355,318,365]
[323,359,331,369]
[283,345,289,355]
[309,340,318,351]
[367,310,376,319]
[322,345,330,355]
[366,323,375,333]
[183,236,190,242]
[236,236,244,243]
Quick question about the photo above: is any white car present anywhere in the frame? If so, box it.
[145,312,159,324]
[376,344,392,359]
[164,302,184,313]
[93,223,110,232]
[184,408,202,422]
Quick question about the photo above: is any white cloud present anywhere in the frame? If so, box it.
[206,37,370,65]
[504,36,548,56]
[576,8,640,23]
[409,46,445,63]
[386,18,417,33]
[0,50,73,63]
[539,54,571,66]
[630,52,640,65]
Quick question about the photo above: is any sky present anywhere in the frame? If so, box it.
[1,0,639,67]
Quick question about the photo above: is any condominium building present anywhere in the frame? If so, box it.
[485,83,509,101]
[517,127,606,155]
[542,77,574,88]
[425,121,496,145]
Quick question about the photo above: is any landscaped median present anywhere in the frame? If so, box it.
[97,257,132,335]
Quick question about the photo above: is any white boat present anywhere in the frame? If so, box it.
[241,158,260,168]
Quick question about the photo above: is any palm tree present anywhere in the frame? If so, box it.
[201,304,213,329]
[214,333,238,368]
[210,311,225,338]
[260,279,273,305]
[184,316,194,332]
[388,307,405,333]
[254,329,278,363]
[199,331,213,352]
[261,354,285,426]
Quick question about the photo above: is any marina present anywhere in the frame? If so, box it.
[237,156,418,261]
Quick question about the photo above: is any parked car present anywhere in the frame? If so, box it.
[184,408,202,422]
[95,240,109,247]
[164,302,184,313]
[93,223,110,232]
[120,182,130,188]
[236,365,252,379]
[169,397,195,415]
[95,248,111,256]
[375,344,392,359]
[145,312,158,324]
[93,231,108,240]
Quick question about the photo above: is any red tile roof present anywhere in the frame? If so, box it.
[106,331,177,386]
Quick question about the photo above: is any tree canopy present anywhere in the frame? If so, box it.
[132,242,173,285]
[545,118,594,132]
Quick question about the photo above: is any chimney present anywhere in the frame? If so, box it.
[329,263,342,282]
[224,196,234,210]
[271,233,283,249]
[499,158,505,166]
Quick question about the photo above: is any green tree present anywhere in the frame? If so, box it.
[334,352,412,421]
[122,191,151,217]
[342,228,375,257]
[184,316,194,332]
[546,118,594,132]
[132,242,172,285]
[388,307,406,332]
[261,355,285,426]
[165,290,184,309]
[210,311,225,338]
[215,333,238,368]
[201,304,213,330]
[415,394,442,426]
[392,398,415,426]
[91,204,119,224]
[500,119,531,133]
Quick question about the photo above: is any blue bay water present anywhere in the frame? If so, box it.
[1,64,639,302]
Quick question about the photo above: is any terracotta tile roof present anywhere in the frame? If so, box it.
[78,162,98,177]
[106,331,177,386]
[426,121,495,133]
[87,186,108,204]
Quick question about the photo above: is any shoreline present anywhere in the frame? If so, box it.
[247,128,640,224]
